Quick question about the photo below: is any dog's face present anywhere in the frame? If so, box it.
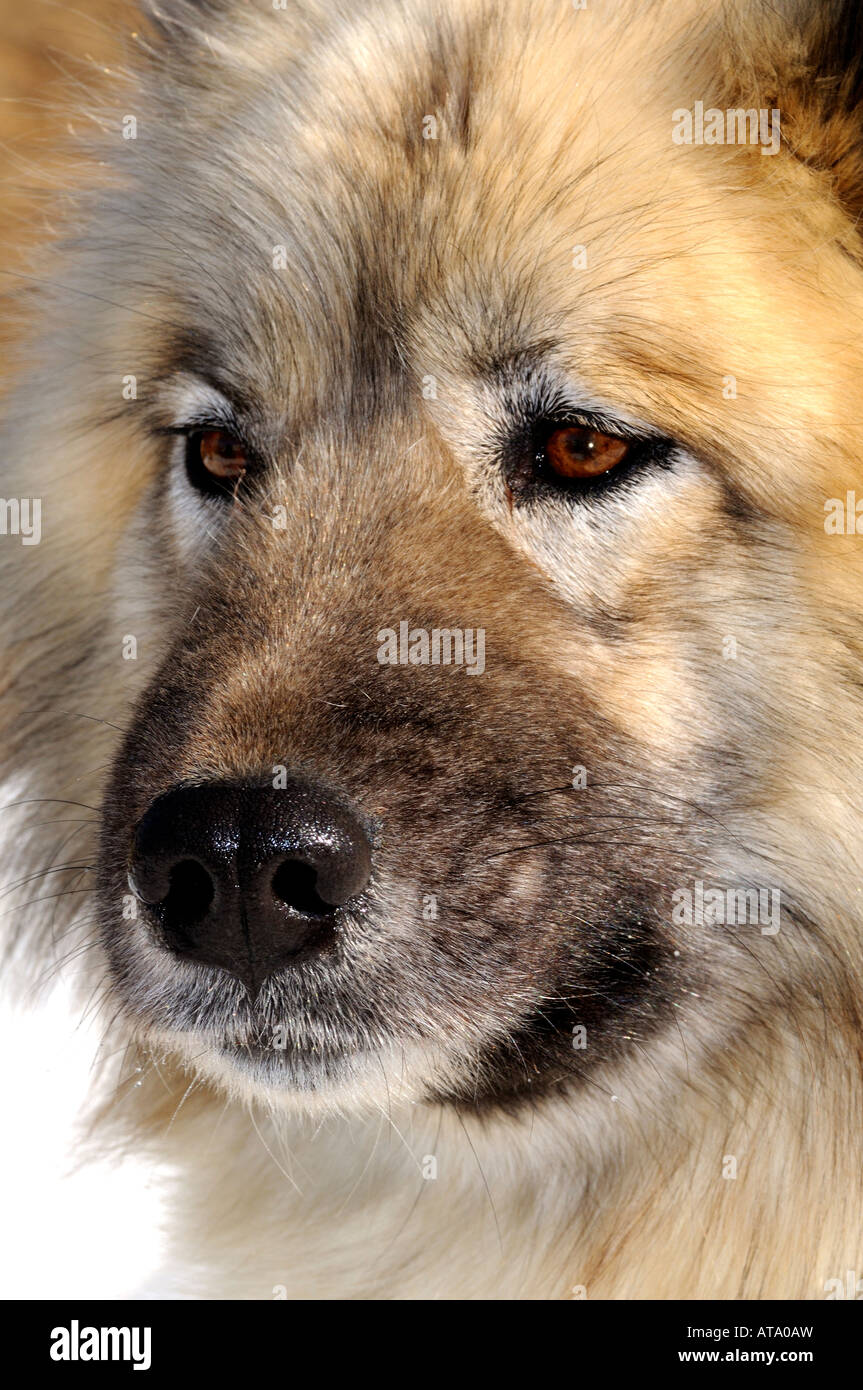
[62,0,863,1113]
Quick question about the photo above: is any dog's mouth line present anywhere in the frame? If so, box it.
[218,1037,368,1062]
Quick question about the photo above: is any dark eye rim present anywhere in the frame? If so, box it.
[503,413,674,504]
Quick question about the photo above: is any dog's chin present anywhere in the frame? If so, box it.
[135,1020,441,1115]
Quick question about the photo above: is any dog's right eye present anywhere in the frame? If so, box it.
[184,428,248,500]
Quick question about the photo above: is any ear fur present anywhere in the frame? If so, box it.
[722,0,863,222]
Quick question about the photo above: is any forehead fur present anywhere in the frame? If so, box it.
[71,0,859,528]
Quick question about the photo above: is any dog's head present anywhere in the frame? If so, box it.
[7,0,863,1117]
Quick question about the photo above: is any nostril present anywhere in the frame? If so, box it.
[271,859,336,917]
[161,859,215,929]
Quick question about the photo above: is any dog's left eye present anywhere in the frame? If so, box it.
[544,425,631,479]
[505,417,646,503]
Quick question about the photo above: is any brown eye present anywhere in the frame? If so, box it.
[199,428,247,480]
[186,428,248,498]
[545,425,630,479]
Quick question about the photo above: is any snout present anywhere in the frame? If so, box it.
[127,777,374,992]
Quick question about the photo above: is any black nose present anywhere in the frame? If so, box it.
[128,778,373,991]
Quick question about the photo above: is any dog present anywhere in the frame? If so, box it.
[1,0,863,1299]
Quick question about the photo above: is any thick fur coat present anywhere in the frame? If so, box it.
[2,0,863,1298]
